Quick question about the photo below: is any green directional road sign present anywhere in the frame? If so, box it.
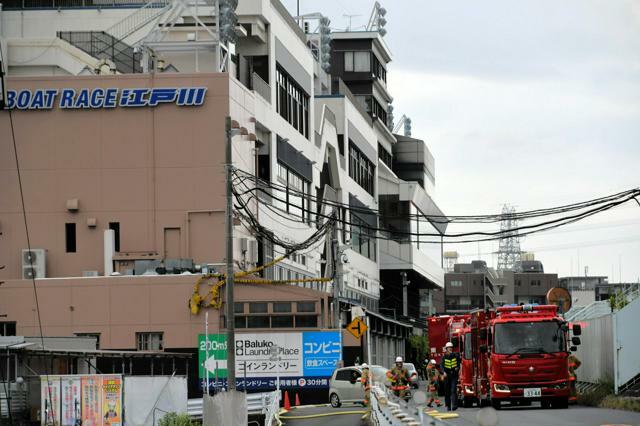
[198,334,228,379]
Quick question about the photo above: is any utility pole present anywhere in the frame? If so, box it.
[401,271,408,317]
[225,116,236,391]
[332,215,344,366]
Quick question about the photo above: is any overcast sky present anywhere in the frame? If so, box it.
[283,0,640,283]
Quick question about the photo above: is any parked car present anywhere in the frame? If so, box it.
[403,362,420,389]
[328,366,364,408]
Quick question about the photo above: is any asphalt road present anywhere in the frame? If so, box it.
[448,404,640,426]
[279,404,367,426]
[281,402,640,426]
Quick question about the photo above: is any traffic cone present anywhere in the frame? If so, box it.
[283,391,291,410]
[295,393,301,406]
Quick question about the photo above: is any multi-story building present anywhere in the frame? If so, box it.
[437,260,559,313]
[328,29,448,325]
[1,1,443,392]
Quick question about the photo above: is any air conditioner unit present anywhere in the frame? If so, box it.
[82,270,99,277]
[22,249,46,279]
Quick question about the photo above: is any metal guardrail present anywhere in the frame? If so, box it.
[187,391,279,422]
[369,385,452,426]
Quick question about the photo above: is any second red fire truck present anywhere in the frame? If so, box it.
[428,303,581,409]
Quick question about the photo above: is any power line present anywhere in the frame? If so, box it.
[232,168,640,224]
[2,43,55,425]
[232,170,640,243]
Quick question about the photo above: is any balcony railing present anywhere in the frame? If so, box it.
[3,0,146,9]
[57,31,141,74]
[251,72,271,103]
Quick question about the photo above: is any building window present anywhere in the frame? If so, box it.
[247,316,270,328]
[271,315,294,328]
[273,302,292,313]
[235,316,247,328]
[364,96,388,125]
[350,213,376,262]
[296,301,316,313]
[276,162,312,222]
[450,280,463,287]
[0,322,17,336]
[516,280,522,286]
[378,143,392,169]
[249,302,268,314]
[531,280,541,287]
[136,332,163,351]
[74,332,100,349]
[276,65,309,138]
[65,223,76,253]
[295,315,318,328]
[348,141,375,195]
[372,53,387,83]
[234,303,245,314]
[344,51,371,72]
[109,222,120,252]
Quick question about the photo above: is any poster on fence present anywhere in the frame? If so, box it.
[101,375,123,426]
[81,375,102,425]
[41,376,61,426]
[60,377,81,426]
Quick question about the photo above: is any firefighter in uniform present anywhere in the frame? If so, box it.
[387,356,411,400]
[441,342,461,411]
[568,354,581,403]
[426,359,443,407]
[360,363,372,419]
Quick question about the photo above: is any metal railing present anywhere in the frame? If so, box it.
[369,385,452,426]
[57,31,142,73]
[105,0,171,41]
[251,72,271,103]
[565,300,611,321]
[2,0,147,9]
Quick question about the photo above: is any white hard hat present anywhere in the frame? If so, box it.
[430,359,437,365]
[361,363,368,368]
[395,356,403,363]
[445,342,454,348]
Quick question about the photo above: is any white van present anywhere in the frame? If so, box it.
[328,367,363,407]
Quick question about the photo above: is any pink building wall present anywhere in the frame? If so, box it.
[0,72,255,280]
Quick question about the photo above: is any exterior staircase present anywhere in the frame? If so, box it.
[105,0,171,42]
[57,31,142,73]
[56,0,171,74]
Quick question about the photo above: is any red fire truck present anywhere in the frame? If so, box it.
[428,304,581,409]
[484,304,581,409]
[427,314,469,364]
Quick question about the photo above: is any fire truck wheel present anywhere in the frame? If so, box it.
[541,399,552,409]
[462,397,474,408]
[551,397,569,409]
[491,399,501,410]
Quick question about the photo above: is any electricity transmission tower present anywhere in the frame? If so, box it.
[496,204,522,271]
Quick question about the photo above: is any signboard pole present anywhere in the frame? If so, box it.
[205,311,209,395]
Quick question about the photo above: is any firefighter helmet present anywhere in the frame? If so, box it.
[445,342,454,348]
[395,356,403,363]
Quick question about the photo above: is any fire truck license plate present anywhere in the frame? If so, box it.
[524,388,541,398]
